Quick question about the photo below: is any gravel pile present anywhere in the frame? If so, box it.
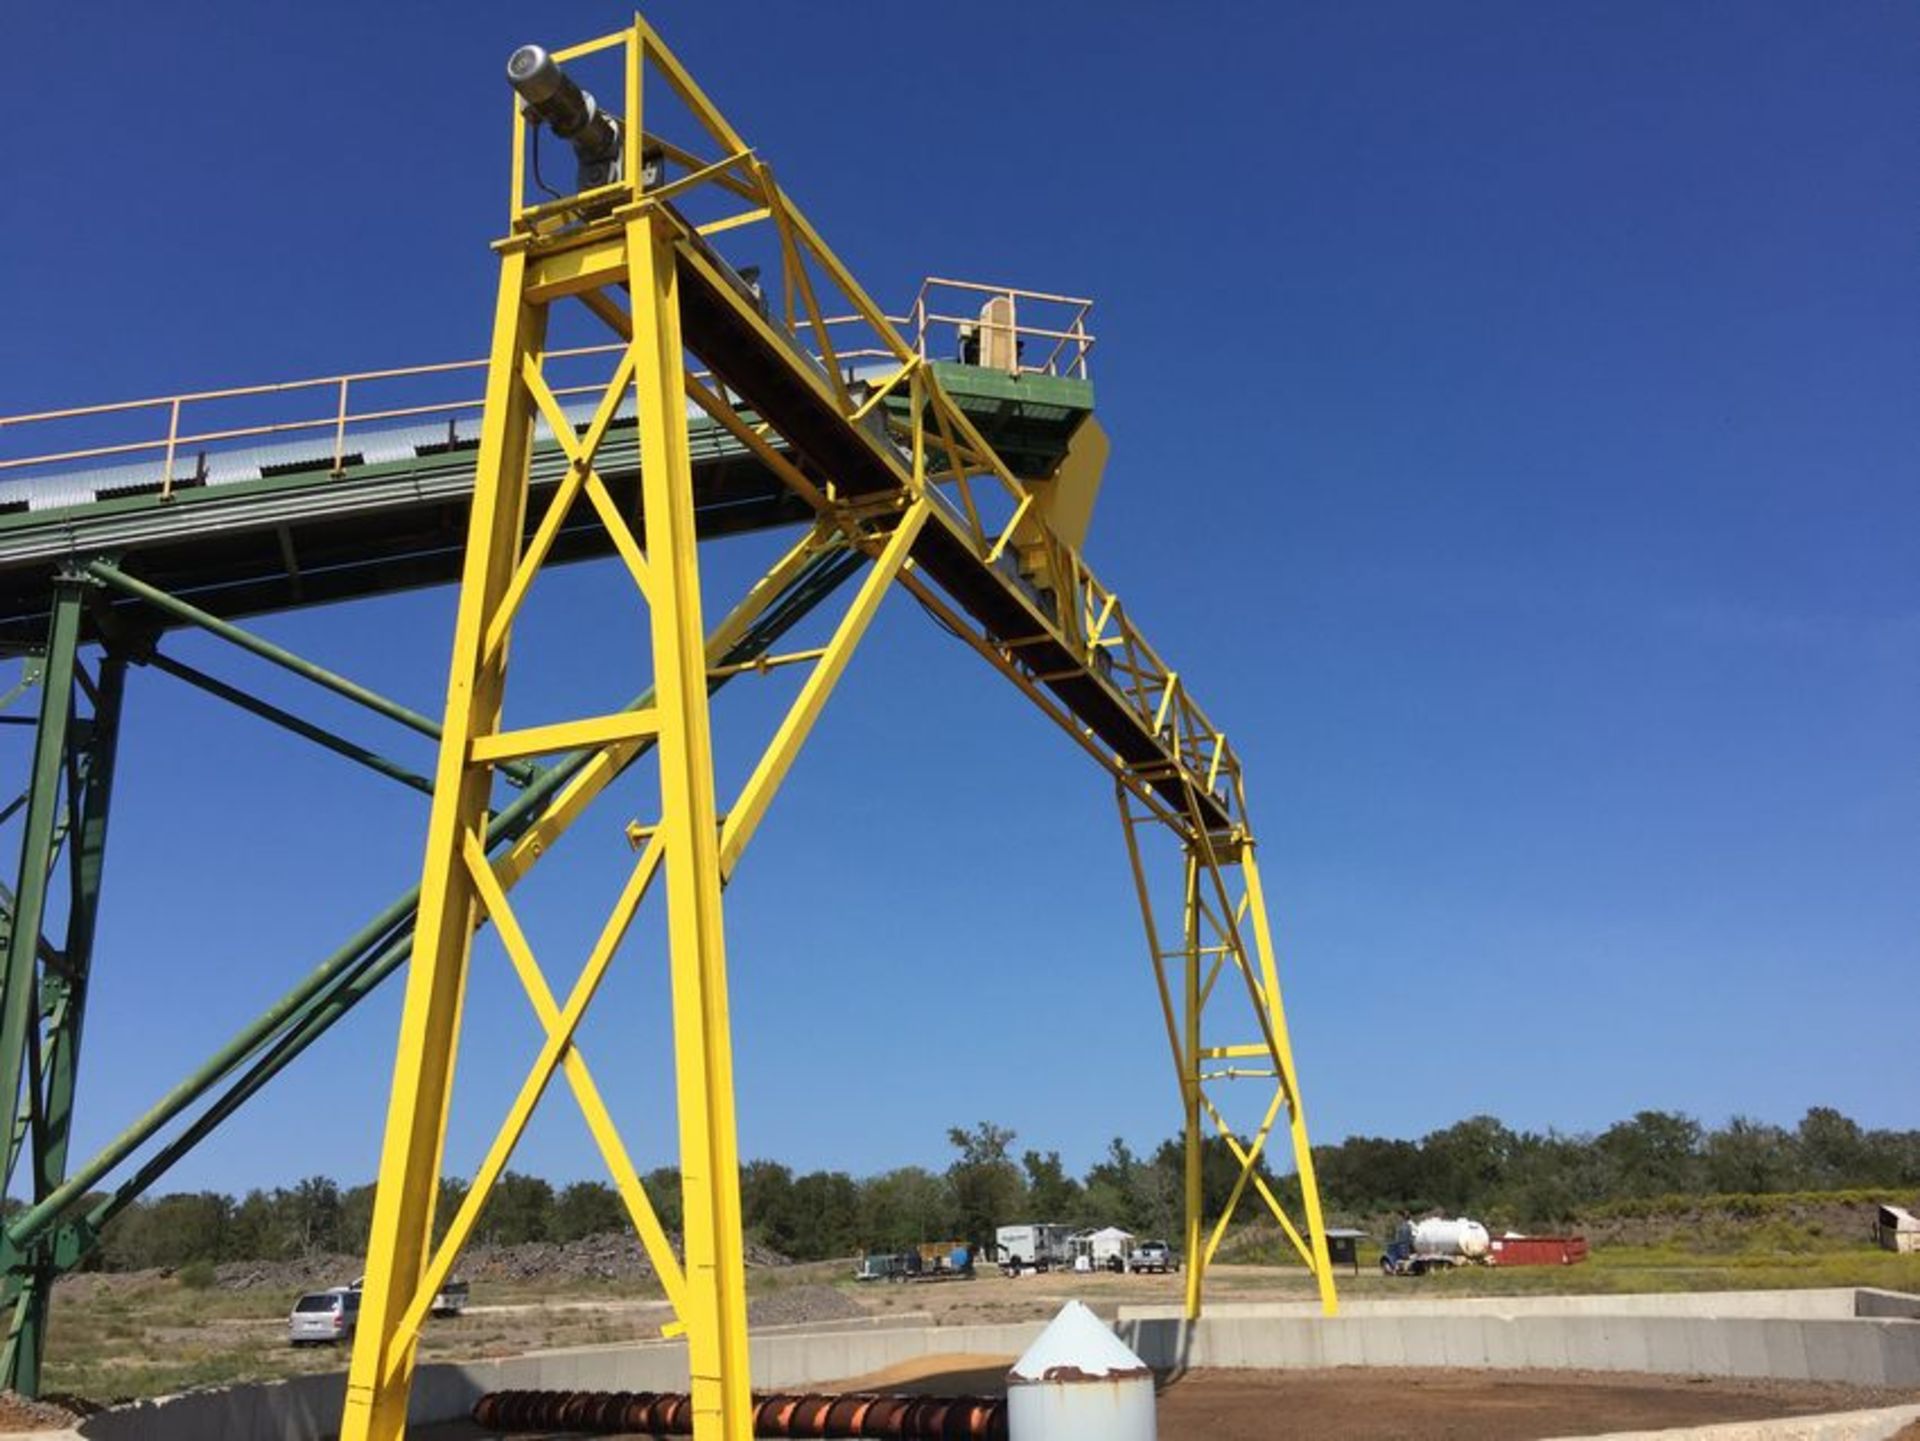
[746,1284,868,1329]
[215,1252,362,1292]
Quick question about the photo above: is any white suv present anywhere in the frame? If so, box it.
[287,1287,359,1345]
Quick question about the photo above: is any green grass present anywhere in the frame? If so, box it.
[1214,1211,1920,1301]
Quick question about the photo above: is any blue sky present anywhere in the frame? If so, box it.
[1,2,1914,1198]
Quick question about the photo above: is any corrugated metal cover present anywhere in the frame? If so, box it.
[1008,1300,1150,1383]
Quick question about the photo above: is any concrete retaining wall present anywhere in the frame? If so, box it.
[1118,1288,1880,1323]
[1112,1313,1920,1388]
[73,1288,1920,1441]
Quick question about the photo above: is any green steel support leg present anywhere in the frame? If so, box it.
[8,652,126,1393]
[0,585,84,1198]
[0,582,94,1395]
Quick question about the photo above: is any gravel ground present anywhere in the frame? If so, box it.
[815,1359,1919,1441]
[0,1389,90,1433]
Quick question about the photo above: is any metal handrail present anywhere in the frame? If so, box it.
[0,278,1094,489]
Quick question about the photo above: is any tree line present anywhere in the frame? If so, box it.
[82,1106,1920,1272]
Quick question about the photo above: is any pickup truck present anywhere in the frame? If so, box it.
[1126,1239,1179,1274]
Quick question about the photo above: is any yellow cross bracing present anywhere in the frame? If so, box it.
[341,17,1335,1439]
[1117,781,1339,1321]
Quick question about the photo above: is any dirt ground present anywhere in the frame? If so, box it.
[818,1356,1919,1441]
[436,1359,1919,1441]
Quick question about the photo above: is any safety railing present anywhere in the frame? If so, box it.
[906,278,1095,379]
[0,347,616,497]
[0,279,1093,498]
[793,281,1095,380]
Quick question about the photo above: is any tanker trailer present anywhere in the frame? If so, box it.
[1379,1216,1492,1276]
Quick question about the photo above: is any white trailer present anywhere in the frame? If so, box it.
[996,1223,1074,1273]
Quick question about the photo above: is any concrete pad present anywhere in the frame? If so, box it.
[1554,1400,1920,1441]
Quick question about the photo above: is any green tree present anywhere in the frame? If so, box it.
[946,1122,1024,1245]
[1796,1107,1867,1187]
[339,1184,377,1256]
[1421,1116,1517,1210]
[788,1172,862,1260]
[1595,1111,1704,1198]
[288,1175,343,1255]
[101,1192,233,1269]
[435,1176,471,1248]
[741,1160,798,1256]
[554,1181,626,1241]
[1022,1150,1082,1221]
[644,1166,684,1236]
[858,1166,951,1251]
[481,1172,555,1245]
[1704,1117,1796,1195]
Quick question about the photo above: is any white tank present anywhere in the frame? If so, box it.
[1007,1301,1155,1441]
[1410,1217,1491,1259]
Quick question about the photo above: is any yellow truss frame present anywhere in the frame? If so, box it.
[1117,778,1338,1319]
[342,16,1336,1440]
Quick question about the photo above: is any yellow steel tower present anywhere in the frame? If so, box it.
[341,18,1335,1440]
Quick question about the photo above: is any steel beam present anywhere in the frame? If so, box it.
[0,584,85,1200]
[0,580,126,1394]
[80,560,538,789]
[144,651,433,795]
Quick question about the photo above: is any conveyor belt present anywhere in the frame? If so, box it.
[670,237,1233,832]
[0,366,1088,650]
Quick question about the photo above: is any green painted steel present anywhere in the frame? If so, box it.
[0,583,85,1198]
[0,582,126,1394]
[87,562,450,745]
[147,652,434,795]
[0,542,863,1363]
[891,364,1093,479]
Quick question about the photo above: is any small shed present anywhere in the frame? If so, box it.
[1874,1204,1919,1254]
[1321,1228,1368,1276]
[1072,1226,1136,1269]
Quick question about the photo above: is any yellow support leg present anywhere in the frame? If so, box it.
[1242,844,1339,1316]
[628,209,754,1441]
[341,250,545,1441]
[1116,794,1339,1327]
[1181,853,1205,1321]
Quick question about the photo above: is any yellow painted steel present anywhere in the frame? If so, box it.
[342,239,544,1441]
[341,17,1338,1437]
[1118,783,1340,1322]
[627,204,755,1439]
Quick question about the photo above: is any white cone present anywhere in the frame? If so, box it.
[1006,1300,1156,1441]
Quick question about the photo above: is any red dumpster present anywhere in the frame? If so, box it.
[1486,1235,1589,1266]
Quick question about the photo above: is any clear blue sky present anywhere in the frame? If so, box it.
[2,3,1914,1198]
